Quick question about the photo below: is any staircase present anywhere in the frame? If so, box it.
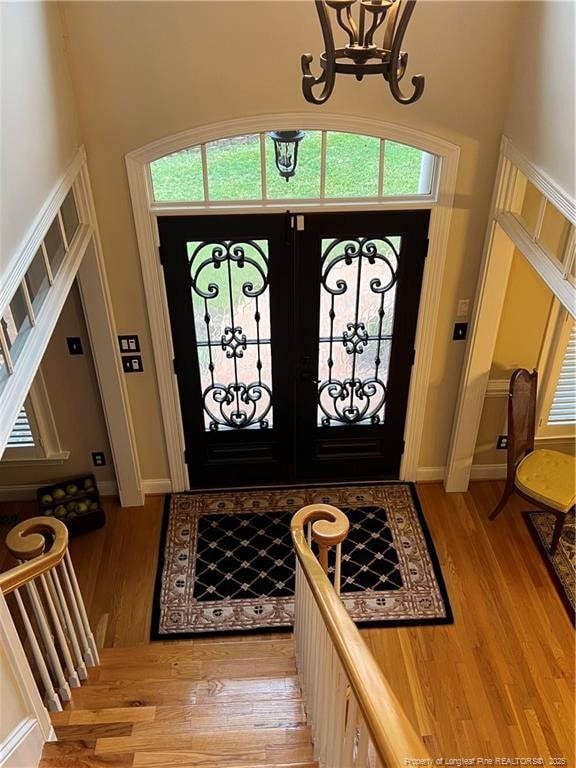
[39,637,318,768]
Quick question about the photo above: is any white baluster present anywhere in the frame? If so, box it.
[38,573,80,688]
[335,541,342,595]
[47,569,87,680]
[24,580,71,701]
[355,719,370,766]
[64,551,99,665]
[343,690,358,765]
[14,588,62,712]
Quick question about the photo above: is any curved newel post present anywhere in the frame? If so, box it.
[1,516,99,712]
[291,502,429,768]
[291,503,349,590]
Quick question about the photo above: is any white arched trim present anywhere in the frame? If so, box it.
[126,113,460,490]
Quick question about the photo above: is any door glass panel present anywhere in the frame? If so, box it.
[317,236,400,427]
[188,239,273,431]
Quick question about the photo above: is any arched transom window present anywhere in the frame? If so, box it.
[149,131,438,204]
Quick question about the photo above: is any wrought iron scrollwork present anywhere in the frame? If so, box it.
[188,240,273,431]
[317,236,399,426]
[204,382,272,431]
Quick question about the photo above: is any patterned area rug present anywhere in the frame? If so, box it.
[524,510,575,624]
[152,483,452,639]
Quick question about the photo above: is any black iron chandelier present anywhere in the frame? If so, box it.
[301,0,424,106]
[268,131,306,181]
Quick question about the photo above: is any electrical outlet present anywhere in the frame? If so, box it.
[122,355,143,373]
[496,435,508,450]
[453,322,468,341]
[118,335,140,353]
[91,451,106,466]
[66,337,84,355]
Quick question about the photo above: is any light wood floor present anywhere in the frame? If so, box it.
[2,481,574,762]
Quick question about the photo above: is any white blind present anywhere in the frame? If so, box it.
[7,407,35,447]
[548,323,576,425]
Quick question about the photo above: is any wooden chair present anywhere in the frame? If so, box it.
[489,368,575,555]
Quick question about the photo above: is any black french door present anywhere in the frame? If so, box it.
[159,210,429,487]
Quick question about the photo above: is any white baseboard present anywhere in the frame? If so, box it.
[470,463,507,480]
[416,464,507,483]
[0,479,118,502]
[141,478,172,495]
[415,466,445,482]
[0,718,47,768]
[0,478,173,503]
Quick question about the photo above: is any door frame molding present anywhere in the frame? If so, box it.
[126,114,460,490]
[0,148,143,506]
[445,136,576,491]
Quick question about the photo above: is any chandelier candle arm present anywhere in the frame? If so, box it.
[301,0,425,105]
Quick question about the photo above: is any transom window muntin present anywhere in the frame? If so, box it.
[150,130,438,205]
[0,187,80,396]
[506,168,576,284]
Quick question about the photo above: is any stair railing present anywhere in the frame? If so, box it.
[0,517,99,712]
[291,504,430,768]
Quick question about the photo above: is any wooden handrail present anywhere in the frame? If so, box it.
[0,517,68,595]
[291,504,430,765]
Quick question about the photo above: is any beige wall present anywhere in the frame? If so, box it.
[59,0,524,478]
[0,283,115,489]
[492,251,554,379]
[475,251,554,465]
[504,0,575,199]
[0,642,28,740]
[0,1,80,279]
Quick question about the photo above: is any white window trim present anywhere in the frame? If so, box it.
[126,113,460,489]
[2,366,70,466]
[537,306,576,440]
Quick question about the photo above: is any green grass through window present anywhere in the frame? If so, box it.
[150,133,430,202]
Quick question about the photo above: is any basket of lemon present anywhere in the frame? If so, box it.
[37,474,105,535]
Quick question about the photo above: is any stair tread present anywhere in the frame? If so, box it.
[89,656,296,683]
[66,676,303,709]
[41,642,316,768]
[98,639,294,664]
[95,726,313,754]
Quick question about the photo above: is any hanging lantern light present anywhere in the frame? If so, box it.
[267,131,306,181]
[301,0,424,106]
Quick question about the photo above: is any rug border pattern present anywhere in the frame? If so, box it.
[151,482,453,640]
[522,510,575,625]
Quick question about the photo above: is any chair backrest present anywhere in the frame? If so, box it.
[507,368,537,478]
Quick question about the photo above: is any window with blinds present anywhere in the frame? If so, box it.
[547,322,576,426]
[6,406,36,447]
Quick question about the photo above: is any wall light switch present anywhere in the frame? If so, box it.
[118,335,140,353]
[122,355,143,373]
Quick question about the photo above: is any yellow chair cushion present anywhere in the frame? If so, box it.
[515,449,576,513]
